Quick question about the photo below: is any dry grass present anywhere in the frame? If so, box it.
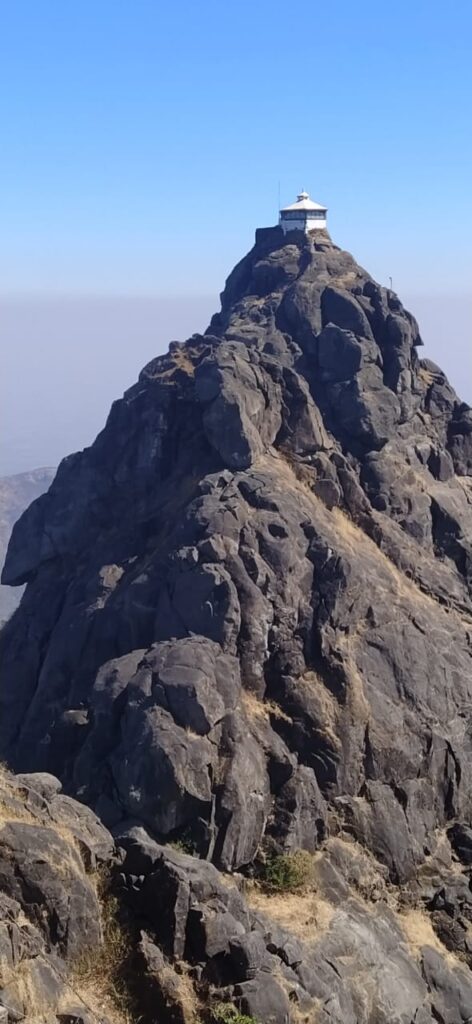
[240,689,292,723]
[0,814,88,886]
[0,767,137,1022]
[0,796,37,826]
[276,969,326,1024]
[1,959,58,1022]
[296,671,342,741]
[399,907,454,962]
[70,875,137,1024]
[170,962,202,1024]
[185,724,202,738]
[172,346,196,377]
[263,448,471,625]
[329,503,472,625]
[277,448,318,494]
[245,884,334,940]
[153,344,197,382]
[418,366,437,388]
[333,644,370,723]
[0,764,36,826]
[0,768,95,875]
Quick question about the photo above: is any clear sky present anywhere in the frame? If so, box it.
[0,0,471,474]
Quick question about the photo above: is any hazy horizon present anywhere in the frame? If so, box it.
[1,287,470,479]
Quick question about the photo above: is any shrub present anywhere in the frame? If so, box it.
[210,1004,258,1024]
[169,832,198,855]
[260,850,314,894]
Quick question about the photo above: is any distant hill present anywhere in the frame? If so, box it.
[0,467,55,624]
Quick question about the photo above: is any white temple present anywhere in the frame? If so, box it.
[279,190,327,234]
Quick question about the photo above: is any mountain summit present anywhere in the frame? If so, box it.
[2,225,472,1022]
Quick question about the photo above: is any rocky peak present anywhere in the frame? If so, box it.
[1,228,472,1021]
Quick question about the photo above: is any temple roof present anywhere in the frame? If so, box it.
[280,190,327,213]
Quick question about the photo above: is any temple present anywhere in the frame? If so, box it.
[279,190,327,233]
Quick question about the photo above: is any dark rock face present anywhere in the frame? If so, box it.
[113,825,472,1024]
[1,226,472,1020]
[0,768,115,1023]
[2,764,472,1024]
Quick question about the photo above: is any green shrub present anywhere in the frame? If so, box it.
[168,828,198,855]
[210,1004,258,1024]
[260,850,314,894]
[169,837,196,855]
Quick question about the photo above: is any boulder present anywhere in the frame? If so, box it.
[448,823,472,865]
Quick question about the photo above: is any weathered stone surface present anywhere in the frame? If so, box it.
[234,974,291,1023]
[0,769,116,1024]
[421,946,472,1023]
[135,930,197,1024]
[1,757,472,1022]
[0,820,100,958]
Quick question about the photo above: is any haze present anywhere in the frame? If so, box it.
[1,289,470,478]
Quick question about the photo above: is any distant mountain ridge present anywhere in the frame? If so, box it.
[0,467,55,623]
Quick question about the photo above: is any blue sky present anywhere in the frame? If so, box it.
[0,0,471,474]
[1,0,471,295]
